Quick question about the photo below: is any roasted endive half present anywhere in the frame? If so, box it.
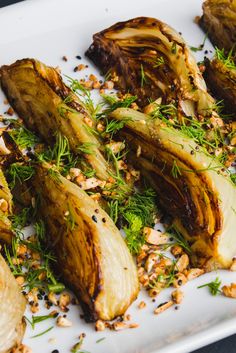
[199,0,236,54]
[0,254,26,353]
[32,162,139,321]
[110,108,236,269]
[0,167,13,243]
[204,54,236,116]
[86,17,216,118]
[0,59,111,181]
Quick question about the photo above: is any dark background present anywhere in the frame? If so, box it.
[0,0,235,352]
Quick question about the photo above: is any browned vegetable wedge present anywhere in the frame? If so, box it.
[0,167,13,243]
[0,59,111,181]
[110,108,236,270]
[204,56,236,117]
[199,0,236,55]
[32,163,139,322]
[0,254,26,353]
[86,17,216,119]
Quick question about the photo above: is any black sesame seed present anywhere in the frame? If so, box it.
[178,279,182,286]
[76,55,81,60]
[29,300,34,305]
[158,301,168,308]
[95,209,99,213]
[102,217,106,223]
[190,150,195,155]
[175,306,179,310]
[52,350,59,353]
[92,215,98,223]
[63,314,67,318]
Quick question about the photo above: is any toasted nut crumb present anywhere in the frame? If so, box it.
[128,323,139,328]
[59,292,71,309]
[171,289,184,304]
[186,268,204,281]
[69,168,81,179]
[222,283,236,298]
[144,227,169,245]
[30,304,39,313]
[154,300,174,315]
[89,74,98,82]
[173,273,188,288]
[95,319,106,331]
[56,316,72,327]
[175,254,189,272]
[93,81,101,89]
[62,56,68,61]
[6,107,14,116]
[123,313,131,321]
[103,80,114,90]
[113,322,128,331]
[48,292,58,306]
[74,64,85,72]
[3,99,8,105]
[145,253,159,273]
[230,258,236,272]
[96,122,105,132]
[138,301,146,309]
[171,245,183,257]
[148,288,161,297]
[77,177,101,190]
[105,141,125,154]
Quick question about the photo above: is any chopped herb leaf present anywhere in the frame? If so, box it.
[197,277,221,296]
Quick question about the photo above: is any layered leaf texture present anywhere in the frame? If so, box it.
[0,59,111,181]
[86,17,216,118]
[0,254,26,353]
[110,108,236,269]
[32,163,139,321]
[200,0,236,54]
[0,168,13,243]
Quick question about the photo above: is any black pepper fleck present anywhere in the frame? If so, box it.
[52,350,59,353]
[76,55,81,60]
[95,209,99,213]
[92,215,98,223]
[102,217,106,223]
[177,279,182,286]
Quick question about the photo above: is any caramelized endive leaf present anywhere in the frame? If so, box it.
[110,107,236,269]
[0,254,26,353]
[86,17,215,118]
[199,0,236,55]
[204,56,236,116]
[0,166,13,244]
[32,162,139,321]
[0,59,111,181]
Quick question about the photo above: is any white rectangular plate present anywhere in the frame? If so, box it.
[0,0,236,352]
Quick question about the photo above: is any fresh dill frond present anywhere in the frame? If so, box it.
[101,93,137,112]
[34,220,46,243]
[140,64,147,87]
[190,33,208,52]
[171,42,177,54]
[31,326,54,339]
[10,207,32,230]
[82,168,96,178]
[77,142,96,155]
[9,126,39,149]
[153,56,165,68]
[166,225,192,254]
[47,168,61,183]
[123,213,144,254]
[215,47,236,70]
[197,277,222,296]
[171,160,182,178]
[108,199,119,223]
[65,75,102,119]
[8,163,35,188]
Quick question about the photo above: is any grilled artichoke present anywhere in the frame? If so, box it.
[0,59,111,181]
[204,55,236,116]
[110,107,236,270]
[0,254,26,353]
[32,162,139,321]
[86,17,215,119]
[199,0,236,54]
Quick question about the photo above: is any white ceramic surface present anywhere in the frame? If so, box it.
[0,0,236,352]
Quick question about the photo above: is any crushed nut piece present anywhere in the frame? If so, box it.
[186,268,204,281]
[171,289,184,304]
[230,258,236,272]
[144,227,168,245]
[175,254,189,272]
[138,301,146,309]
[56,316,72,327]
[222,283,236,298]
[154,300,174,315]
[171,245,183,257]
[95,320,106,331]
[113,322,128,331]
[173,273,188,288]
[48,292,58,306]
[59,292,71,310]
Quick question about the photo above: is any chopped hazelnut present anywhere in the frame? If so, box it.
[56,316,72,327]
[186,268,204,281]
[113,322,128,331]
[59,292,71,310]
[138,301,146,309]
[173,273,188,288]
[222,283,236,298]
[175,254,189,272]
[144,227,169,245]
[95,319,106,331]
[230,258,236,272]
[171,245,183,257]
[171,289,184,304]
[154,300,174,315]
[48,292,58,306]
